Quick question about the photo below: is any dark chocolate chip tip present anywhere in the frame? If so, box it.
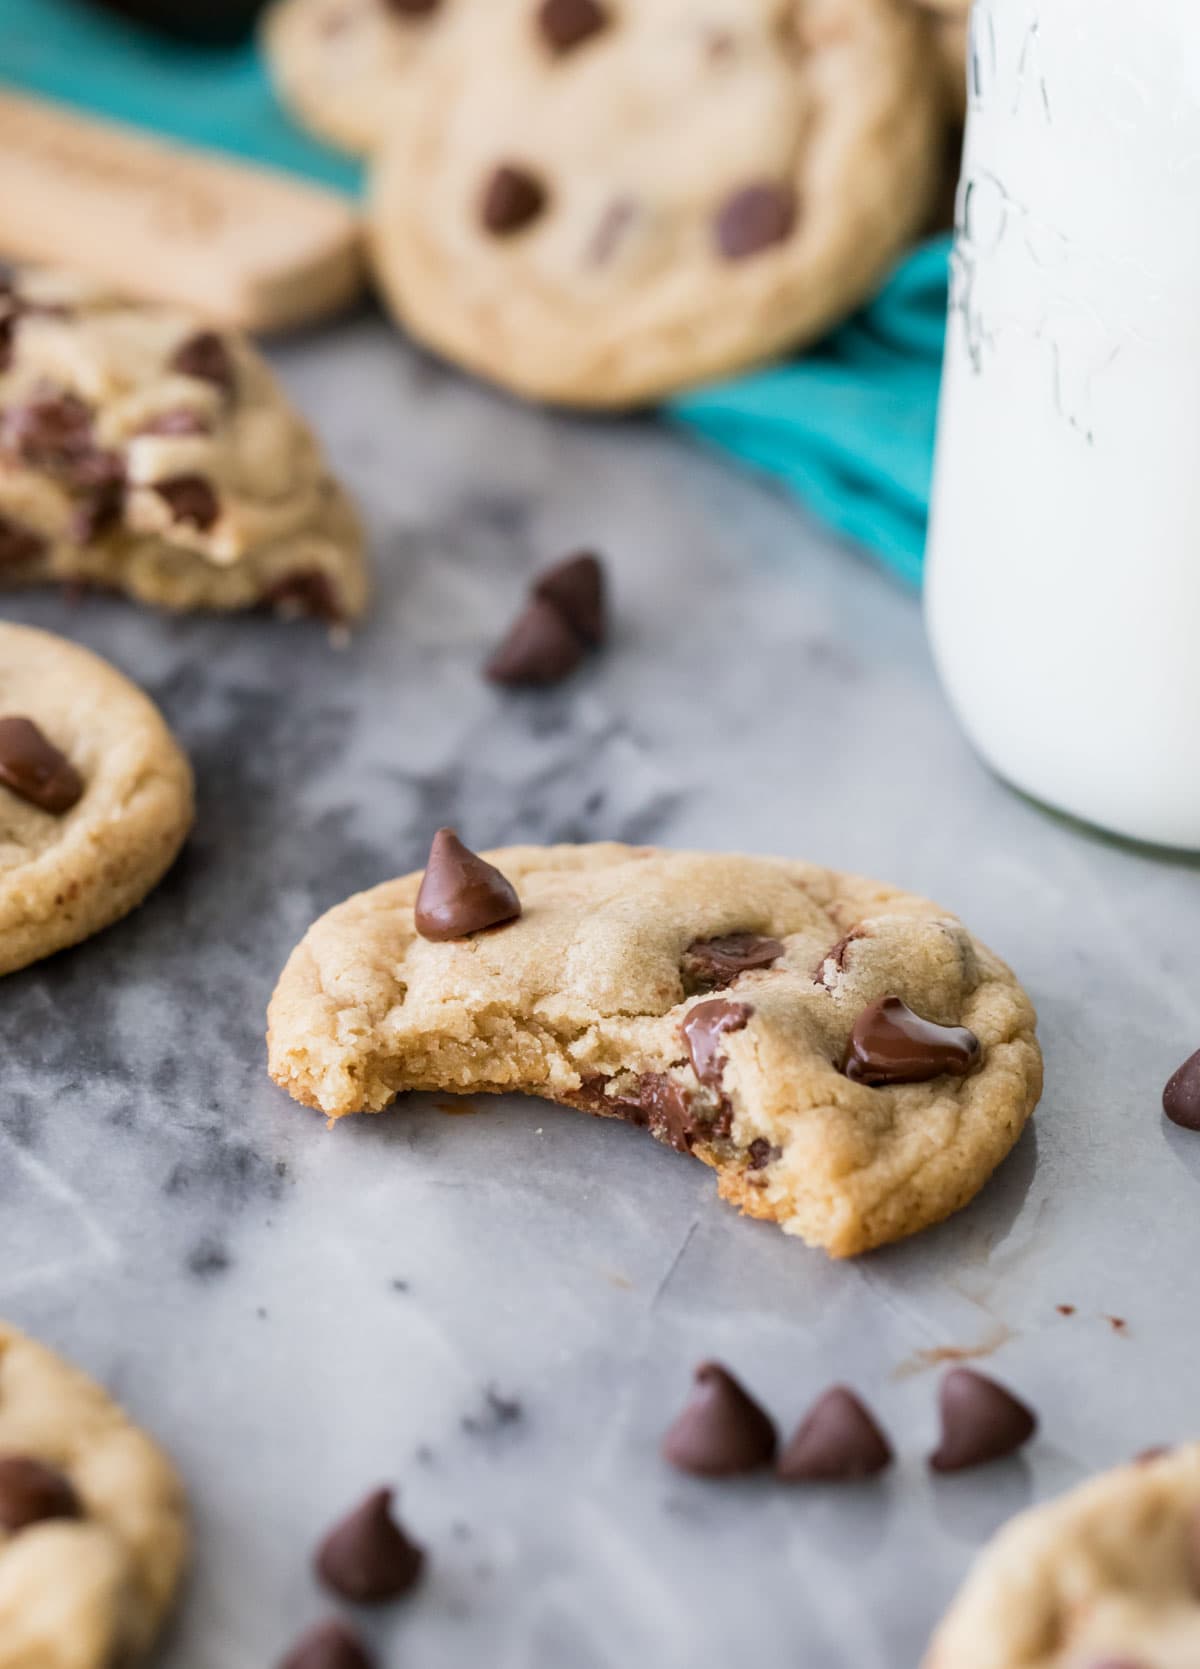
[844,996,980,1087]
[277,1618,375,1669]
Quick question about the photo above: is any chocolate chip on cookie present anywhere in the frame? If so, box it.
[480,165,549,235]
[278,1618,375,1669]
[532,550,607,646]
[384,0,443,14]
[844,996,980,1086]
[776,1387,893,1483]
[683,999,751,1088]
[714,182,797,261]
[1163,1048,1200,1131]
[0,1455,82,1531]
[170,329,235,394]
[538,0,609,55]
[316,1486,425,1602]
[0,511,47,568]
[72,478,125,544]
[929,1368,1037,1472]
[683,933,783,991]
[485,597,586,686]
[153,474,220,532]
[414,828,522,941]
[662,1362,777,1477]
[0,717,84,814]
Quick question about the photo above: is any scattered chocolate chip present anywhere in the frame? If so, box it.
[929,1368,1037,1472]
[844,996,980,1087]
[0,510,47,567]
[481,165,548,235]
[662,1362,777,1476]
[776,1387,893,1483]
[683,933,783,991]
[1163,1048,1200,1130]
[277,1618,374,1669]
[537,0,609,54]
[169,330,235,394]
[315,1486,425,1603]
[136,408,212,437]
[746,1137,777,1170]
[383,0,442,13]
[714,182,797,260]
[414,828,522,941]
[485,598,586,687]
[0,1455,82,1531]
[0,717,84,814]
[812,926,865,988]
[261,569,342,624]
[532,550,607,646]
[153,474,219,532]
[71,478,124,543]
[682,999,752,1088]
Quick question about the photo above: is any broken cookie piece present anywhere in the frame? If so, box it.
[266,844,1042,1257]
[0,269,367,622]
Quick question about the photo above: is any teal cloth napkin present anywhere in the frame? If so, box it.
[0,0,947,583]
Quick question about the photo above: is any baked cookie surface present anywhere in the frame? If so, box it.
[367,0,943,407]
[925,1444,1200,1668]
[0,270,367,622]
[0,1319,188,1669]
[267,843,1042,1256]
[0,622,193,976]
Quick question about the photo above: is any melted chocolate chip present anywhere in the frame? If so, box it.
[844,996,980,1087]
[662,1362,777,1476]
[414,828,522,941]
[136,408,212,437]
[485,598,585,687]
[153,474,219,532]
[538,0,609,54]
[682,999,752,1088]
[714,182,797,260]
[481,165,548,235]
[929,1368,1037,1472]
[169,330,235,394]
[0,717,84,814]
[315,1487,425,1603]
[261,569,343,623]
[812,926,865,988]
[776,1387,893,1483]
[1164,1048,1200,1131]
[278,1618,375,1669]
[0,511,47,567]
[0,1455,82,1531]
[532,550,607,646]
[683,933,783,991]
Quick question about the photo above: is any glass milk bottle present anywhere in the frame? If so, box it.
[926,0,1200,849]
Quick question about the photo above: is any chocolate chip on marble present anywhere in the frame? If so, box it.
[316,1486,425,1603]
[136,408,213,437]
[169,330,235,394]
[0,717,84,814]
[714,182,797,260]
[683,933,783,991]
[481,165,548,235]
[662,1362,777,1476]
[277,1618,375,1669]
[485,597,586,686]
[414,828,522,941]
[844,996,980,1087]
[538,0,609,54]
[929,1368,1037,1472]
[261,569,342,623]
[0,510,47,567]
[776,1387,893,1483]
[682,999,752,1088]
[153,474,219,532]
[0,1455,82,1531]
[532,550,607,646]
[1163,1048,1200,1131]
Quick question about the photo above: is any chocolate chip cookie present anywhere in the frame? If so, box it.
[0,269,367,621]
[263,0,461,155]
[267,842,1042,1256]
[0,622,193,976]
[925,1444,1200,1667]
[0,1319,188,1668]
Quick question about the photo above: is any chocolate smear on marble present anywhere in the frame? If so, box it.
[0,717,84,814]
[844,996,980,1087]
[277,1619,375,1669]
[316,1486,425,1602]
[714,182,796,260]
[414,828,521,941]
[929,1368,1036,1472]
[0,1455,82,1531]
[662,1362,777,1476]
[538,0,609,54]
[776,1387,893,1483]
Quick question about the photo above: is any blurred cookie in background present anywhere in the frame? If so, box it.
[263,0,464,155]
[368,0,944,408]
[0,269,368,623]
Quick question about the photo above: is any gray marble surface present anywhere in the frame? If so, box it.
[3,310,1199,1669]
